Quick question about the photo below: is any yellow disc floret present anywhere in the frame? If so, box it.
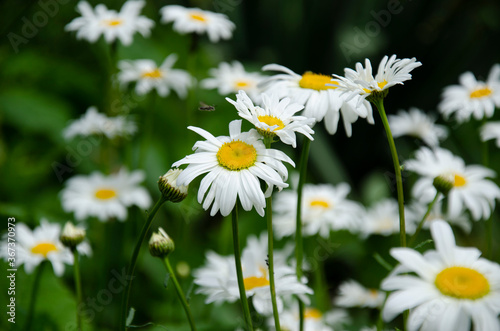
[95,188,117,200]
[243,275,270,291]
[31,242,58,258]
[470,87,492,99]
[435,266,490,300]
[104,19,123,26]
[454,174,467,187]
[304,308,322,319]
[299,72,337,91]
[189,13,207,22]
[309,199,330,209]
[142,68,163,79]
[216,140,257,171]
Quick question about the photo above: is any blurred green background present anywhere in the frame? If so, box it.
[1,0,500,330]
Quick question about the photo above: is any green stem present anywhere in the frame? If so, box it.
[295,138,311,331]
[482,134,493,259]
[409,192,440,246]
[231,205,254,330]
[73,249,83,331]
[266,195,281,331]
[25,261,46,331]
[162,257,197,331]
[120,196,167,330]
[373,99,406,248]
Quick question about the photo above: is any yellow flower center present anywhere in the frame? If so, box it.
[304,308,322,319]
[454,174,467,187]
[299,72,337,91]
[95,188,117,200]
[142,68,163,79]
[234,80,250,88]
[309,199,330,209]
[31,242,58,258]
[435,266,490,300]
[363,80,388,93]
[243,275,270,290]
[104,19,123,27]
[189,13,207,22]
[470,87,492,99]
[257,115,285,132]
[216,141,257,171]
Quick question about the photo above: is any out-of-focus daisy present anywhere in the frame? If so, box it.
[262,64,374,136]
[0,219,91,276]
[65,1,154,46]
[117,55,192,98]
[201,61,266,102]
[405,147,500,221]
[361,198,415,237]
[172,120,294,217]
[388,108,448,147]
[61,168,152,221]
[226,90,315,147]
[193,234,312,315]
[334,279,385,308]
[382,220,500,331]
[332,54,422,102]
[439,64,500,123]
[480,121,500,148]
[63,107,136,140]
[273,183,363,238]
[406,200,472,233]
[268,303,345,331]
[160,5,235,42]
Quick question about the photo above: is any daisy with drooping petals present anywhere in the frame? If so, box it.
[382,220,500,331]
[193,234,312,315]
[201,61,266,102]
[261,64,374,136]
[226,90,315,147]
[406,200,472,233]
[481,121,500,148]
[361,199,416,237]
[63,107,137,140]
[117,55,193,98]
[332,54,422,102]
[388,108,448,147]
[405,147,500,221]
[65,1,154,46]
[172,120,294,217]
[160,5,235,42]
[273,183,363,238]
[334,279,385,308]
[0,219,91,276]
[61,168,152,222]
[439,64,500,123]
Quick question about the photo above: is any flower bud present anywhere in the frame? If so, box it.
[60,222,86,249]
[433,174,454,196]
[149,227,175,258]
[158,169,188,203]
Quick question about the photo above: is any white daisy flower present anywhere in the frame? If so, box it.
[480,121,500,148]
[273,183,363,238]
[201,61,266,102]
[172,120,294,217]
[388,108,448,147]
[406,200,472,234]
[193,234,313,315]
[361,198,415,237]
[65,1,154,46]
[332,54,422,102]
[439,64,500,123]
[226,90,315,147]
[61,168,152,222]
[268,304,339,331]
[117,54,193,98]
[405,147,500,221]
[261,64,374,137]
[334,279,385,308]
[382,220,500,331]
[160,5,235,42]
[0,219,91,276]
[63,107,137,140]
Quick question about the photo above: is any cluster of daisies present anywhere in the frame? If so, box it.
[3,0,500,330]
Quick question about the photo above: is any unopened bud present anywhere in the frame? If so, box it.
[60,222,86,249]
[149,227,175,258]
[433,174,454,196]
[158,169,188,203]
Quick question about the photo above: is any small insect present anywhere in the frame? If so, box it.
[265,255,269,267]
[198,102,216,111]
